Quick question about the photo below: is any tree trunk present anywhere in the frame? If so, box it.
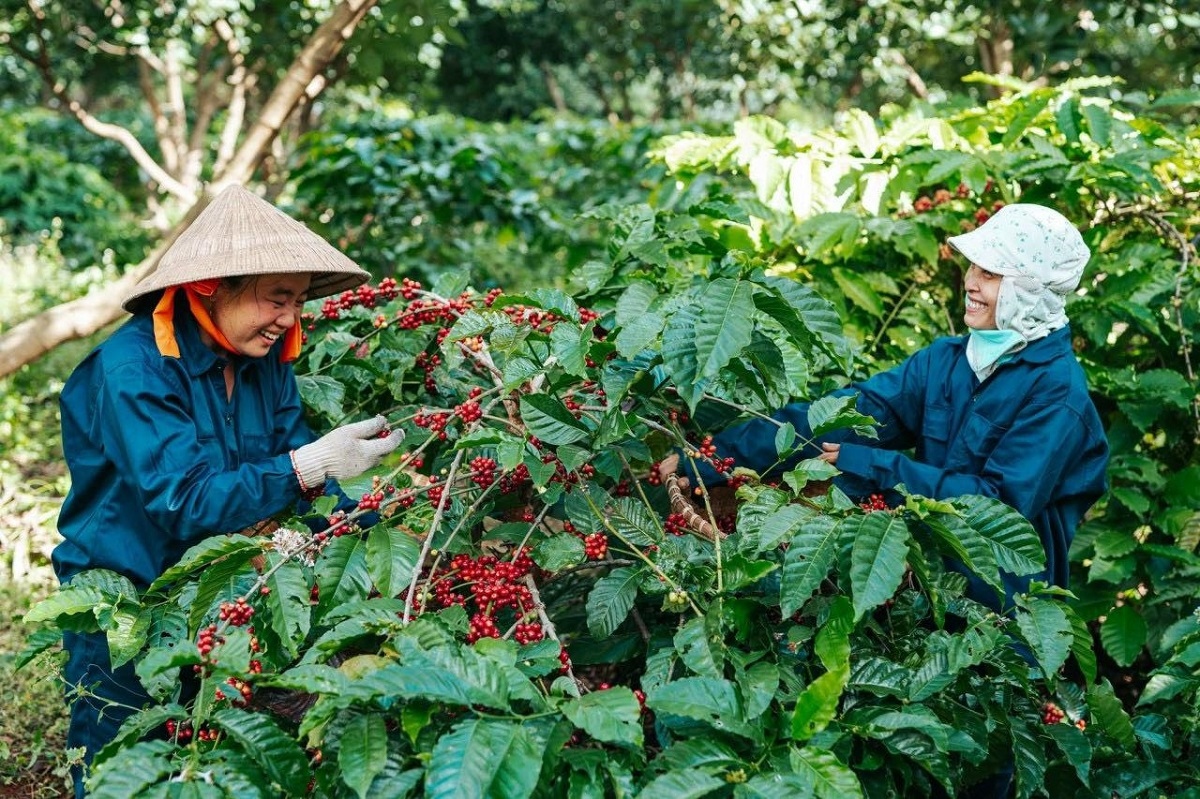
[978,14,1015,98]
[539,61,568,113]
[0,0,379,379]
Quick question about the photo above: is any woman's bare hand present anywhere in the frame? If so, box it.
[818,442,840,465]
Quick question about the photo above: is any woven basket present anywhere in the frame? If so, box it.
[661,465,831,541]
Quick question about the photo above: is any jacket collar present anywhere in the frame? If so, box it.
[171,305,241,377]
[1009,325,1073,365]
[954,324,1072,366]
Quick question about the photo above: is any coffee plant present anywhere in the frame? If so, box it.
[26,254,1165,797]
[22,84,1200,797]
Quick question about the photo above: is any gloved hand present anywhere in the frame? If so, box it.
[291,416,403,490]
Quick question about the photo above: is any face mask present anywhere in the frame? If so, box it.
[966,328,1026,382]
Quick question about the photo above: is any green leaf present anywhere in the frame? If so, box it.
[844,108,880,158]
[754,277,852,371]
[146,535,264,590]
[339,713,389,799]
[1046,722,1091,784]
[737,774,816,798]
[674,615,724,679]
[951,496,1045,575]
[780,516,839,616]
[693,279,755,379]
[520,394,590,445]
[87,740,177,799]
[637,771,726,799]
[660,739,744,771]
[783,458,840,493]
[647,676,759,740]
[797,213,862,258]
[1015,598,1073,677]
[1081,101,1113,147]
[551,321,590,377]
[446,308,505,340]
[366,525,421,599]
[23,585,105,625]
[297,374,346,419]
[91,704,187,770]
[211,707,310,795]
[607,497,664,547]
[722,555,777,593]
[532,534,586,572]
[1086,679,1136,749]
[426,718,547,799]
[663,303,709,411]
[260,553,311,661]
[615,281,658,327]
[1010,718,1047,799]
[792,668,847,741]
[106,607,150,669]
[1099,604,1147,668]
[503,356,544,389]
[907,625,999,702]
[806,395,877,438]
[1091,762,1183,799]
[614,312,665,357]
[789,747,864,799]
[739,662,780,720]
[258,664,350,695]
[524,288,580,321]
[793,598,852,740]
[921,513,1001,596]
[1001,93,1053,145]
[846,513,910,620]
[586,567,640,638]
[14,626,62,669]
[315,535,371,625]
[560,687,643,746]
[814,596,853,669]
[358,658,507,710]
[831,267,885,318]
[1056,97,1083,143]
[849,657,910,698]
[187,550,259,632]
[1067,610,1097,685]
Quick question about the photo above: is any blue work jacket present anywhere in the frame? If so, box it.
[700,325,1109,608]
[54,305,334,589]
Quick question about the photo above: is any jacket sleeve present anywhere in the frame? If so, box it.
[694,348,931,485]
[98,359,303,540]
[836,399,1089,520]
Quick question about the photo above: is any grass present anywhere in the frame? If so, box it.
[0,580,74,799]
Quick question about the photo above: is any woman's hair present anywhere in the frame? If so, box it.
[217,275,256,301]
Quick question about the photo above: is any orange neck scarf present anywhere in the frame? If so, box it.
[152,279,302,363]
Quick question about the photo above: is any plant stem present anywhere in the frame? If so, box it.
[403,449,465,623]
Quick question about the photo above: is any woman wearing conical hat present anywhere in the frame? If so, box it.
[52,185,402,796]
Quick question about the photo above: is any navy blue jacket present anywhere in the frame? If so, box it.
[54,305,332,588]
[700,326,1109,606]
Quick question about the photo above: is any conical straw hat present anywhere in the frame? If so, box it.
[123,184,370,311]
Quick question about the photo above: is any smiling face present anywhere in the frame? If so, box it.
[963,264,1001,330]
[208,273,311,357]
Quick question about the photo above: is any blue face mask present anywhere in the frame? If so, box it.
[967,328,1026,381]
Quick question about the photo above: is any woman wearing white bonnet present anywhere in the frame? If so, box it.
[52,184,404,797]
[671,202,1110,796]
[949,202,1094,381]
[681,203,1109,606]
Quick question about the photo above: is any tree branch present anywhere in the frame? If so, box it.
[0,0,382,378]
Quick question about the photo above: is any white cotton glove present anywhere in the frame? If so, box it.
[291,416,403,490]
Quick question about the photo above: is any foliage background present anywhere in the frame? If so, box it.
[1,1,1199,796]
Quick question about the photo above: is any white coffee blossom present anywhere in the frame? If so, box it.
[270,526,315,567]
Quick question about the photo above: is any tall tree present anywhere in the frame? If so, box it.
[0,0,386,377]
